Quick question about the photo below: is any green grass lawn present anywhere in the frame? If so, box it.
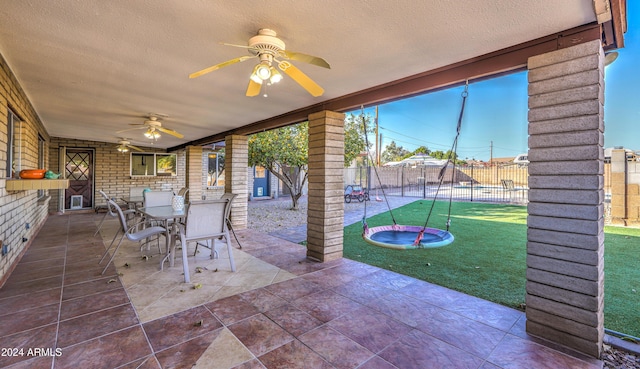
[343,200,640,338]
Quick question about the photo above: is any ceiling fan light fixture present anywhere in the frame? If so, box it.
[255,62,272,80]
[249,70,263,84]
[269,67,282,84]
[117,145,129,153]
[144,128,161,140]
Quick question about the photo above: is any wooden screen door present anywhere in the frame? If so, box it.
[64,148,94,210]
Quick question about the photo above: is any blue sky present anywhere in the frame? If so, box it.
[354,4,639,162]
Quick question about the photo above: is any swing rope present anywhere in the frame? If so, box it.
[360,107,399,235]
[413,81,468,245]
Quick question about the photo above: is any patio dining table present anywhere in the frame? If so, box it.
[137,205,188,281]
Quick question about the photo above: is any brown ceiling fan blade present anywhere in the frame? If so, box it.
[246,79,261,97]
[128,145,144,152]
[282,51,330,69]
[189,56,255,79]
[157,126,184,139]
[277,61,324,97]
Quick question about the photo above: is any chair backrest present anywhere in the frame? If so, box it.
[183,199,229,240]
[144,191,173,207]
[99,190,118,217]
[107,199,129,234]
[129,187,148,198]
[178,187,189,197]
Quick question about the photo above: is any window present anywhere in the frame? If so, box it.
[6,109,20,178]
[207,151,225,188]
[130,152,177,176]
[156,153,177,176]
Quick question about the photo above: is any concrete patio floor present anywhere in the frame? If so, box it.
[0,211,602,368]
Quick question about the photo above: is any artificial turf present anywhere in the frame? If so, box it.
[343,200,640,338]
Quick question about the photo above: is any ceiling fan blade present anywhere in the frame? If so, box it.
[220,42,253,49]
[246,79,261,97]
[116,126,145,133]
[157,126,184,139]
[277,61,324,97]
[189,56,255,79]
[282,51,330,69]
[128,145,144,152]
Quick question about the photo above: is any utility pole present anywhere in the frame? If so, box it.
[375,106,379,166]
[379,133,383,164]
[490,140,493,165]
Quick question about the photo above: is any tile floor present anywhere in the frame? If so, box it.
[0,212,603,368]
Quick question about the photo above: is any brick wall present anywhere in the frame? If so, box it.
[0,53,51,284]
[48,138,186,212]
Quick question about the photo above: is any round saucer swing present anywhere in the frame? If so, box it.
[359,82,470,250]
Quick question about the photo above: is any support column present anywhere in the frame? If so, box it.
[185,145,203,203]
[225,135,248,230]
[526,39,605,357]
[307,110,345,262]
[610,149,628,225]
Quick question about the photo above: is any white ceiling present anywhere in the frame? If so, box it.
[0,1,599,149]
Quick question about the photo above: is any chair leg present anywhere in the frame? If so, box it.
[225,230,236,272]
[99,228,121,264]
[180,234,191,283]
[101,235,126,275]
[208,240,217,259]
[94,211,109,237]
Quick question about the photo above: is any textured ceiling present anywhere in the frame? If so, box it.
[0,0,599,149]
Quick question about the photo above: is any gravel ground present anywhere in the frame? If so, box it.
[603,343,640,369]
[247,194,416,234]
[248,196,640,368]
[247,196,309,234]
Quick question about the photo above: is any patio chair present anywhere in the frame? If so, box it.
[94,190,136,237]
[143,190,173,207]
[129,186,148,198]
[177,187,189,202]
[175,198,236,283]
[99,199,167,275]
[142,191,175,227]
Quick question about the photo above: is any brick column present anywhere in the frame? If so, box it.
[610,149,627,225]
[185,146,202,203]
[225,135,248,230]
[307,110,345,262]
[526,39,604,357]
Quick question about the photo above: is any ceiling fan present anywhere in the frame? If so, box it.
[189,28,330,97]
[115,138,143,153]
[117,114,184,140]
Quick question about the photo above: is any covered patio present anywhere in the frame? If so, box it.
[0,0,629,366]
[0,213,601,368]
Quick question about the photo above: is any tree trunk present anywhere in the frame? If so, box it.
[290,191,300,210]
[268,164,306,210]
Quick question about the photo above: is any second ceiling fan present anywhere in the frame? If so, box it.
[189,29,330,97]
[117,114,184,140]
